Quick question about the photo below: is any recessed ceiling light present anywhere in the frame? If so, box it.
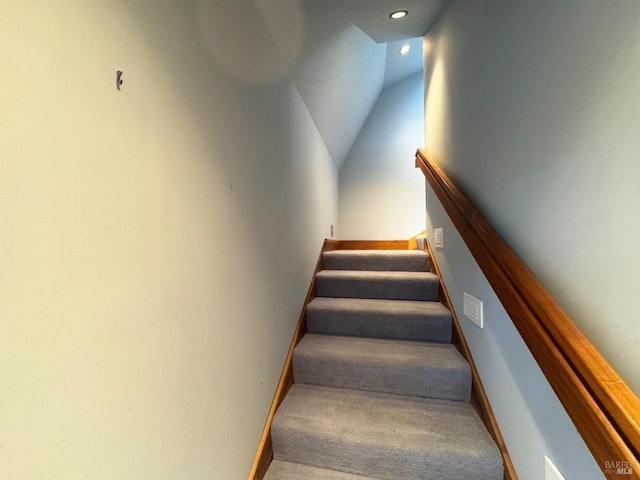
[389,10,408,19]
[399,44,411,55]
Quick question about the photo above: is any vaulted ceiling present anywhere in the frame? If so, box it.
[324,0,448,43]
[294,0,446,169]
[255,0,447,169]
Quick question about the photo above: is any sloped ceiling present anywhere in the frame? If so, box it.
[292,1,386,170]
[384,37,424,88]
[326,0,448,43]
[263,0,445,169]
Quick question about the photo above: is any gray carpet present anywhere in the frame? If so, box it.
[306,297,452,343]
[264,248,503,480]
[264,460,383,480]
[293,334,471,401]
[271,384,503,480]
[315,270,440,301]
[323,249,430,272]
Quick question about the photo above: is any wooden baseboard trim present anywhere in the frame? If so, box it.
[323,239,409,251]
[247,240,327,480]
[425,238,518,480]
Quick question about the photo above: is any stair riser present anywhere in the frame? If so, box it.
[306,316,451,343]
[293,353,471,401]
[306,306,452,343]
[316,276,439,301]
[264,460,380,480]
[272,433,498,480]
[323,251,430,272]
[271,385,503,480]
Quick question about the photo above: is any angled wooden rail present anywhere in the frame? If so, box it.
[415,148,640,478]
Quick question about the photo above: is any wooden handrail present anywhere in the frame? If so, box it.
[415,148,640,476]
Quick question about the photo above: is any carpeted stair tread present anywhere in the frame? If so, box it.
[323,250,430,272]
[271,384,503,480]
[293,334,470,401]
[315,270,440,301]
[264,460,382,480]
[306,297,452,343]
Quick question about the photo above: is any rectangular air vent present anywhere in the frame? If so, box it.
[463,292,483,329]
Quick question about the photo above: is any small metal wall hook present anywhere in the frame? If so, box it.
[116,70,123,91]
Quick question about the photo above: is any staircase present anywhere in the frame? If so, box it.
[263,248,503,480]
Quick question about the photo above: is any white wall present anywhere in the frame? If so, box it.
[339,73,425,239]
[423,0,640,478]
[426,188,604,480]
[0,1,337,479]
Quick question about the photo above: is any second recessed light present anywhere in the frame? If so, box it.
[399,44,411,55]
[389,10,408,19]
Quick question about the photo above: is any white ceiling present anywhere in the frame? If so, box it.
[324,0,448,43]
[384,37,424,88]
[270,0,445,169]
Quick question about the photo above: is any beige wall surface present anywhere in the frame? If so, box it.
[423,0,640,478]
[0,1,337,478]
